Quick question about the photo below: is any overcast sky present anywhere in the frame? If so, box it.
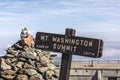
[0,0,120,60]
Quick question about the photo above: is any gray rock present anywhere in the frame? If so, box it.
[18,57,26,61]
[1,70,16,75]
[47,63,56,70]
[12,65,19,71]
[42,51,50,57]
[49,59,54,64]
[35,62,43,68]
[53,70,59,78]
[23,47,35,53]
[24,69,38,76]
[12,40,24,50]
[37,52,44,58]
[1,74,16,80]
[5,58,11,65]
[23,63,34,69]
[41,56,50,62]
[18,69,24,74]
[10,58,17,63]
[38,67,49,73]
[19,52,37,60]
[40,56,50,66]
[1,58,11,70]
[0,78,4,80]
[15,61,24,68]
[36,56,40,61]
[16,74,28,80]
[7,48,18,55]
[5,54,15,57]
[45,70,55,79]
[28,59,35,67]
[35,49,42,53]
[6,47,14,53]
[30,74,43,80]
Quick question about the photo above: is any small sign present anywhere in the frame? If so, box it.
[35,32,103,58]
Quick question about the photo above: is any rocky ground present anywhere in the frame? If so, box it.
[0,40,58,80]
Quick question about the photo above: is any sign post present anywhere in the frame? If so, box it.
[35,28,103,80]
[59,29,75,80]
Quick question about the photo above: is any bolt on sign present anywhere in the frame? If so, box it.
[35,28,104,80]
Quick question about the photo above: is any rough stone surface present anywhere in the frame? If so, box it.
[38,67,49,73]
[1,74,16,80]
[1,58,11,70]
[30,74,43,80]
[19,52,37,59]
[1,70,16,75]
[16,74,28,80]
[15,61,24,68]
[0,30,58,80]
[24,68,38,76]
[47,63,56,70]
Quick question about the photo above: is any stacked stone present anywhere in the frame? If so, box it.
[0,41,58,80]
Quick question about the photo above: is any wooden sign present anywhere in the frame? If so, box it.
[35,32,103,58]
[34,28,104,80]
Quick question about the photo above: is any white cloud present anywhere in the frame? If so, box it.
[70,0,120,17]
[0,18,15,23]
[41,8,81,16]
[0,0,120,18]
[103,47,120,58]
[0,0,120,57]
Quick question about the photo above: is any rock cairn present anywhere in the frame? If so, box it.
[0,28,58,80]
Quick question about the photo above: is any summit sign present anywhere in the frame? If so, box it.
[35,31,103,58]
[35,28,104,80]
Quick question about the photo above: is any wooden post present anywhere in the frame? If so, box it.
[59,29,76,80]
[35,28,103,80]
